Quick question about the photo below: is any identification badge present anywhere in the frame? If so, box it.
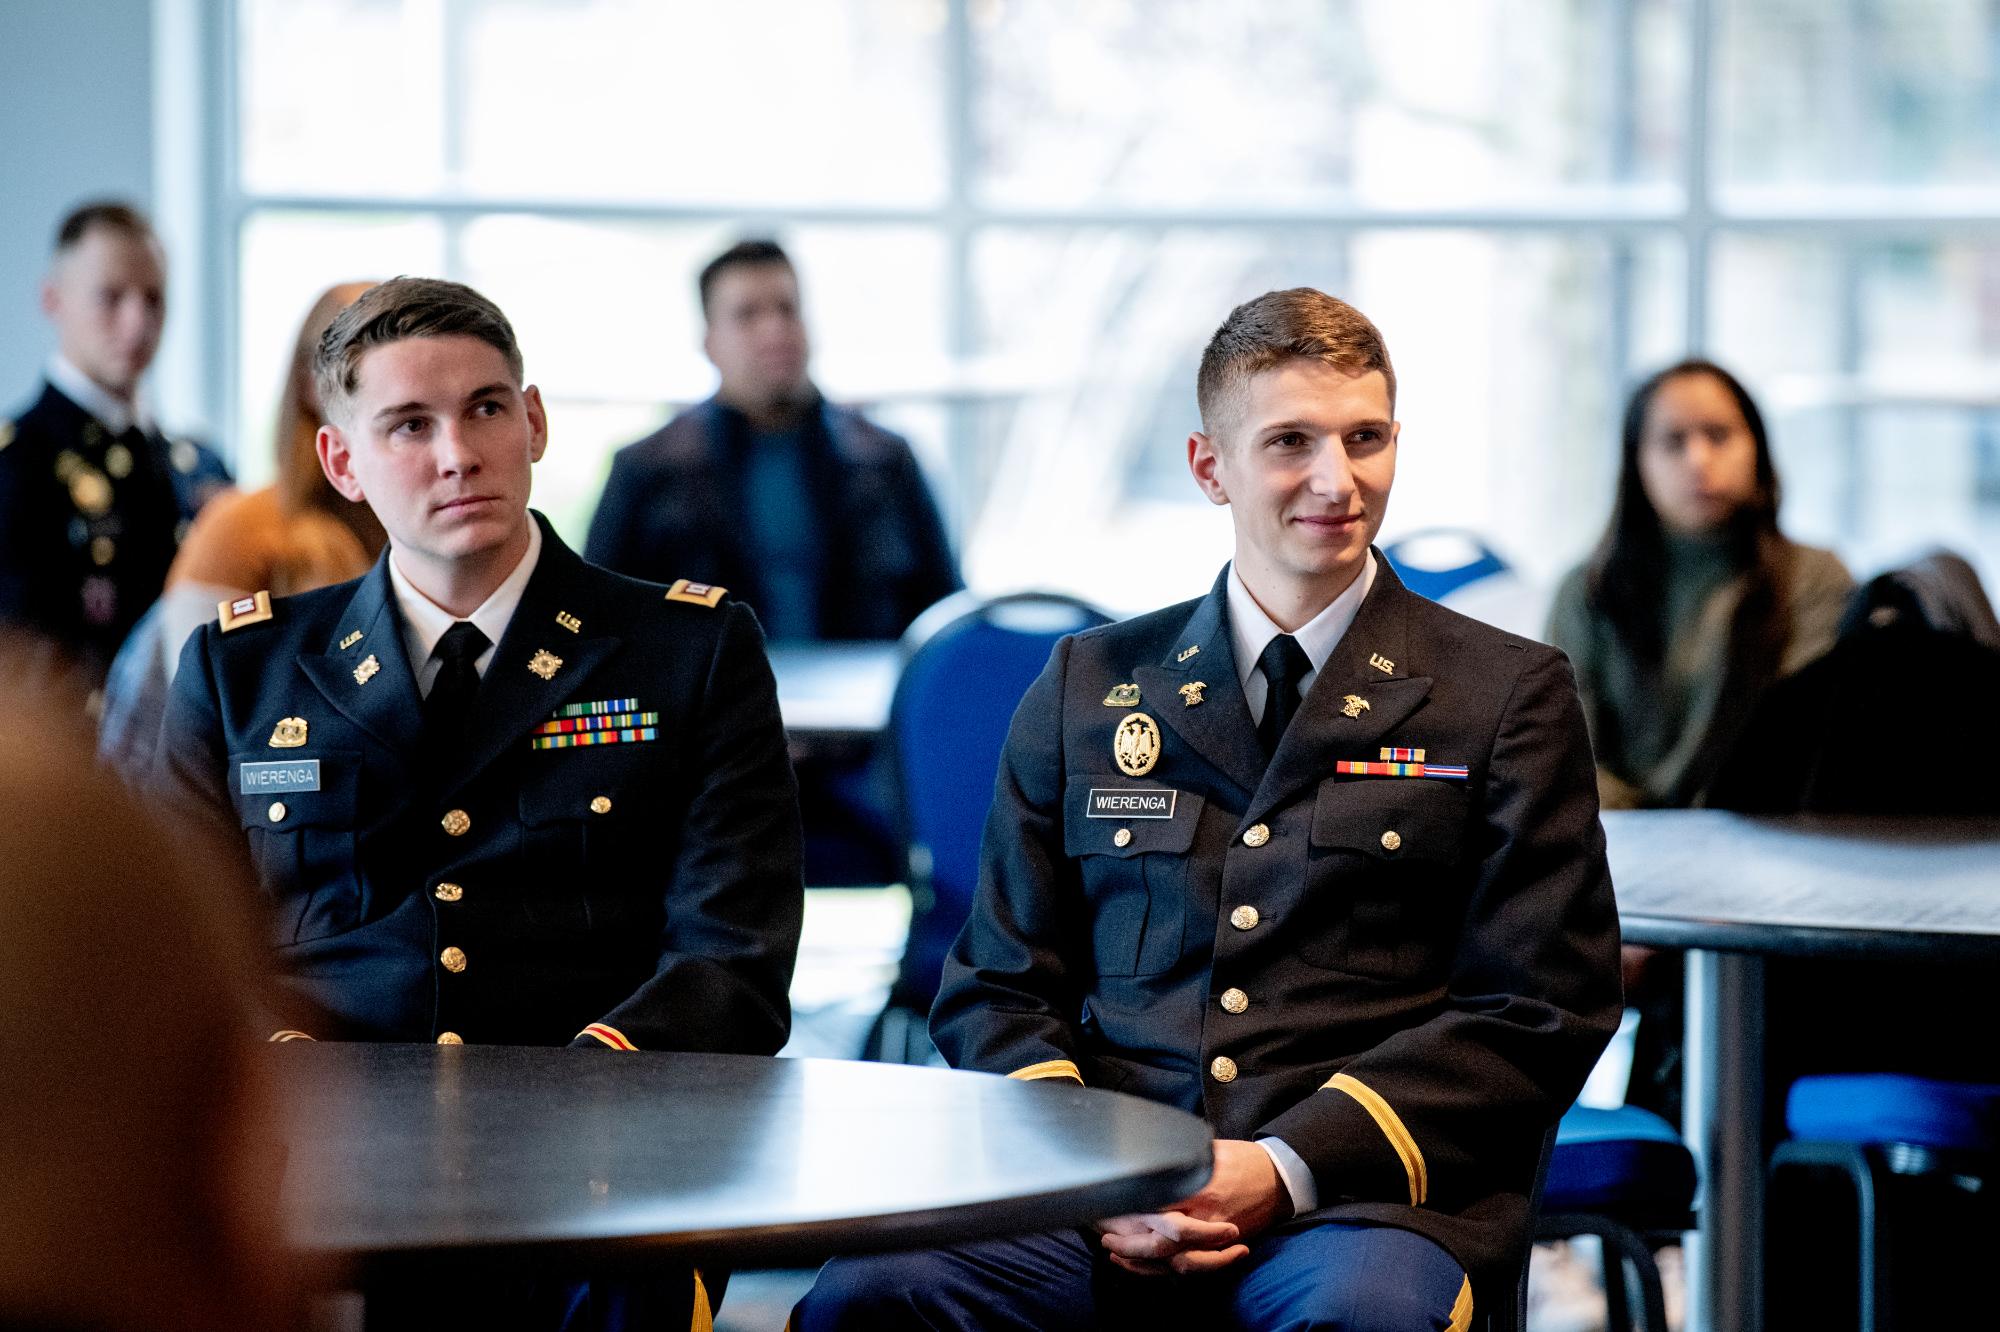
[1086,788,1178,819]
[240,759,322,794]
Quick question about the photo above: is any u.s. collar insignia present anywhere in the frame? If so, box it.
[555,611,582,633]
[353,654,381,686]
[268,716,309,748]
[1179,681,1207,707]
[1103,682,1141,708]
[1369,652,1395,675]
[1177,645,1200,663]
[1340,693,1371,719]
[338,630,364,650]
[1114,713,1161,777]
[527,649,564,681]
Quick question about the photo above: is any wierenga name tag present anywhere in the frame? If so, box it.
[240,759,322,794]
[1086,787,1177,819]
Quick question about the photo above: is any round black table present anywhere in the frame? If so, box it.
[278,1044,1213,1278]
[1603,810,2000,1332]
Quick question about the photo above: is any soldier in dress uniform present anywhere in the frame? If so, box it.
[0,202,231,688]
[157,277,803,1330]
[797,290,1622,1332]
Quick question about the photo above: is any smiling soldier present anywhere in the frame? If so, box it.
[797,289,1621,1332]
[157,276,803,1330]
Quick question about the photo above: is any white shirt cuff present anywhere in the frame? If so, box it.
[1256,1135,1319,1217]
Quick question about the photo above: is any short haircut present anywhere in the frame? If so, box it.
[698,238,794,318]
[53,200,155,255]
[313,277,524,420]
[1196,288,1396,436]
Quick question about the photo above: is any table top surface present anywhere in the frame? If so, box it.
[1603,809,2000,957]
[769,641,902,740]
[278,1044,1212,1275]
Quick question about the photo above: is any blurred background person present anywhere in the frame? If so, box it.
[0,664,306,1332]
[0,202,231,697]
[98,281,385,781]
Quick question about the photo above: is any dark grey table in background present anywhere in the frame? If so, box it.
[1603,811,2000,1332]
[768,642,902,747]
[279,1044,1213,1279]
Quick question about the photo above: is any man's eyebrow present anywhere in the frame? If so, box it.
[371,399,431,424]
[465,382,512,403]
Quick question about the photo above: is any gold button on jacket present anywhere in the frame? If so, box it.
[441,809,471,837]
[436,1031,464,1045]
[1219,987,1249,1014]
[440,946,467,973]
[589,795,612,815]
[267,801,287,823]
[434,882,463,903]
[1242,823,1270,847]
[1209,1056,1238,1083]
[1229,905,1260,930]
[1113,827,1133,848]
[1380,829,1403,852]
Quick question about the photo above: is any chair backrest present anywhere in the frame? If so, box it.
[887,591,1112,1005]
[1382,529,1511,603]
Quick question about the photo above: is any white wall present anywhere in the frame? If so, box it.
[0,0,157,418]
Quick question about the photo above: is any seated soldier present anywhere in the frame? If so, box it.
[796,288,1622,1332]
[157,277,804,1330]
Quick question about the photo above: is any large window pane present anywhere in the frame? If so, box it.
[967,228,1682,617]
[976,0,1688,209]
[1718,0,2000,190]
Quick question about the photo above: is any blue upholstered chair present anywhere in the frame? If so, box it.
[1770,1074,2000,1332]
[1535,1105,1698,1332]
[862,591,1112,1064]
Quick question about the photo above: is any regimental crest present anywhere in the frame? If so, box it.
[1113,712,1162,777]
[1103,682,1141,708]
[1340,693,1371,719]
[527,649,564,681]
[353,654,381,686]
[268,717,309,748]
[1178,681,1207,707]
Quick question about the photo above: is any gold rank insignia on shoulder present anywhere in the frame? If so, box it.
[1103,682,1141,707]
[1369,652,1395,675]
[1177,645,1200,663]
[1340,694,1371,719]
[218,590,274,632]
[353,654,381,686]
[527,649,564,681]
[338,630,363,650]
[665,578,726,607]
[269,717,309,748]
[1179,681,1207,707]
[1114,712,1161,777]
[555,611,582,633]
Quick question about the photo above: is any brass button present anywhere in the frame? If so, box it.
[1230,905,1260,931]
[589,795,612,815]
[267,801,287,823]
[89,536,115,566]
[1380,829,1403,852]
[436,1032,463,1045]
[1113,827,1133,848]
[1219,987,1249,1014]
[440,946,467,973]
[441,809,471,837]
[1242,823,1270,848]
[1210,1056,1238,1083]
[434,882,464,903]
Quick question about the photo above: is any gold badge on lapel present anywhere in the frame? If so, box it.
[1369,652,1395,675]
[527,649,564,681]
[338,630,364,650]
[1103,683,1141,708]
[555,611,582,634]
[1177,645,1201,663]
[1179,681,1207,707]
[1114,713,1161,777]
[268,717,309,748]
[353,654,381,686]
[1340,693,1371,719]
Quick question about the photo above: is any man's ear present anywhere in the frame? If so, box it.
[524,385,549,463]
[317,423,367,502]
[38,276,60,321]
[1187,431,1230,507]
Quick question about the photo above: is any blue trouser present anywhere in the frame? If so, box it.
[794,1221,1469,1332]
[363,1269,715,1331]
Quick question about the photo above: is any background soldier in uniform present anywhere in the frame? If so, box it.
[158,277,803,1329]
[0,202,231,688]
[797,289,1621,1332]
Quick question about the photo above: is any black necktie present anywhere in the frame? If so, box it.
[1256,634,1314,757]
[424,621,490,740]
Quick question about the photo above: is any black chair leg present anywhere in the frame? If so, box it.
[1771,1139,1889,1332]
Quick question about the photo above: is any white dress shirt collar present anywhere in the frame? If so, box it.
[389,517,542,692]
[46,352,151,437]
[1226,552,1378,723]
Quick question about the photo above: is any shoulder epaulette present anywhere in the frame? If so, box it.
[665,578,726,608]
[218,590,275,632]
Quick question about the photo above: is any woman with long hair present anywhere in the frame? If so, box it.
[1546,358,1852,811]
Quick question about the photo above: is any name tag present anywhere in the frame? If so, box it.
[240,759,321,794]
[1086,787,1178,819]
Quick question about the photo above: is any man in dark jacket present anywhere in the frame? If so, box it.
[158,277,803,1329]
[796,289,1621,1331]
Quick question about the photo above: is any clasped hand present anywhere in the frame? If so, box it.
[1096,1139,1287,1276]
